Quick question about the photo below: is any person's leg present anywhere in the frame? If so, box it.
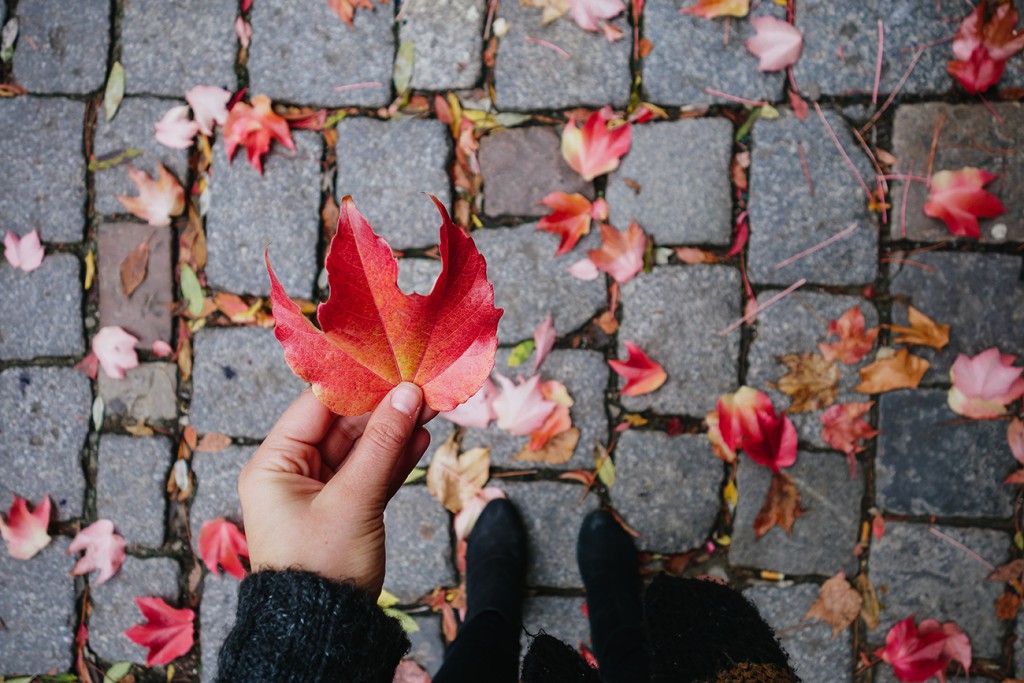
[433,498,527,683]
[577,509,652,683]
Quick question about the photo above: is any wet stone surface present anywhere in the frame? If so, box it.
[606,118,734,245]
[383,485,455,602]
[11,0,110,94]
[96,435,172,548]
[97,222,174,347]
[0,254,84,360]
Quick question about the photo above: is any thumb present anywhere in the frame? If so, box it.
[323,382,423,503]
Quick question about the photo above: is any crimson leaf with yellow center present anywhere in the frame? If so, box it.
[267,196,502,415]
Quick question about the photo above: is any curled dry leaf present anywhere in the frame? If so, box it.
[120,240,150,298]
[195,433,232,453]
[426,435,491,513]
[855,348,929,394]
[803,572,862,639]
[516,427,580,464]
[888,305,949,350]
[116,163,185,227]
[532,314,557,373]
[753,471,803,539]
[776,353,841,413]
[818,306,878,365]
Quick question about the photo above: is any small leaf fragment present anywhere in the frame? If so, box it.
[393,41,416,97]
[120,241,150,298]
[855,573,880,629]
[103,61,125,121]
[1,18,18,64]
[103,661,133,683]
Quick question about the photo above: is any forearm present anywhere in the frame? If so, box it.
[217,570,410,683]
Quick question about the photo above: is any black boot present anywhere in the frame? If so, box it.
[577,509,651,683]
[465,497,528,632]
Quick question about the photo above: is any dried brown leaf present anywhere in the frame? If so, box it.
[854,348,929,394]
[120,241,150,298]
[888,305,949,350]
[753,471,803,539]
[514,427,579,465]
[989,559,1024,583]
[855,573,880,630]
[776,353,841,413]
[195,433,232,453]
[426,435,490,513]
[996,591,1022,621]
[803,572,862,638]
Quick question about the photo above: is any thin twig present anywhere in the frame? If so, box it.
[928,526,995,571]
[798,141,815,195]
[978,92,1005,125]
[333,81,385,92]
[704,88,767,107]
[872,19,885,105]
[925,113,948,184]
[900,160,914,238]
[717,279,808,336]
[525,36,571,59]
[775,223,858,270]
[814,102,872,197]
[862,47,925,132]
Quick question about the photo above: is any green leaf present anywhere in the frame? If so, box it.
[180,264,206,316]
[383,607,420,635]
[597,454,615,488]
[494,112,531,128]
[403,467,427,485]
[1016,531,1023,551]
[759,104,780,119]
[88,147,143,172]
[393,41,415,97]
[378,589,401,608]
[0,18,18,64]
[103,662,133,683]
[323,110,348,128]
[507,340,535,367]
[4,677,35,683]
[103,61,125,121]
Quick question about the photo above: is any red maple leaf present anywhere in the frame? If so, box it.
[561,107,632,182]
[588,221,646,284]
[223,95,295,174]
[0,494,51,560]
[715,387,796,473]
[924,167,1006,238]
[267,196,502,415]
[821,402,878,476]
[536,192,603,256]
[123,597,195,666]
[609,341,667,396]
[948,0,1024,93]
[198,518,249,579]
[876,615,971,682]
[819,306,879,365]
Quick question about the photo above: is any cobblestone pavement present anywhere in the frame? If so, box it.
[1,1,1023,681]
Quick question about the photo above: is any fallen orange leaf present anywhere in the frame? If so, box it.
[888,306,950,350]
[855,349,929,394]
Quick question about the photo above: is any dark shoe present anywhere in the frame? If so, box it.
[577,509,651,683]
[465,498,528,632]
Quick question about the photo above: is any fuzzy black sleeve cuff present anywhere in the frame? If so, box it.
[216,570,410,683]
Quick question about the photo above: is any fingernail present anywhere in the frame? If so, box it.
[391,383,421,417]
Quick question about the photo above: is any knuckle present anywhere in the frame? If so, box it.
[365,420,408,452]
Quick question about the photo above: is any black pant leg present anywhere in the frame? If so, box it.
[432,610,520,683]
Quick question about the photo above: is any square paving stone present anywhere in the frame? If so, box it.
[493,4,631,111]
[747,108,878,286]
[746,292,878,448]
[89,556,183,664]
[190,327,307,439]
[97,222,174,348]
[189,445,252,534]
[462,348,610,470]
[474,225,607,343]
[398,0,485,90]
[98,363,178,424]
[793,0,1024,99]
[248,0,393,107]
[521,595,590,657]
[0,254,84,359]
[731,452,863,576]
[744,583,853,683]
[612,431,723,552]
[97,435,172,548]
[889,252,1024,381]
[642,0,786,107]
[397,256,442,295]
[0,538,76,676]
[606,119,734,245]
[383,485,455,602]
[407,613,445,677]
[200,572,240,683]
[490,480,597,589]
[891,102,1024,243]
[206,131,321,298]
[0,367,90,519]
[877,390,1014,519]
[480,125,592,218]
[93,97,191,217]
[870,522,1008,659]
[335,118,452,249]
[618,265,741,416]
[120,0,237,95]
[0,96,86,241]
[11,0,109,94]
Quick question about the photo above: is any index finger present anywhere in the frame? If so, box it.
[251,388,336,465]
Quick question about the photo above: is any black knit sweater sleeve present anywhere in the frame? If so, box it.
[216,570,410,683]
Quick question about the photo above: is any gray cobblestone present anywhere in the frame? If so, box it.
[98,363,178,423]
[522,595,590,656]
[335,118,452,249]
[0,366,90,519]
[0,254,84,360]
[384,485,454,602]
[121,0,237,95]
[612,431,722,552]
[731,452,862,576]
[397,257,442,295]
[494,4,631,111]
[744,583,853,683]
[480,125,592,218]
[607,119,734,245]
[207,131,321,298]
[462,348,609,470]
[190,327,307,438]
[889,252,1024,381]
[475,225,606,343]
[200,573,240,682]
[97,435,171,548]
[747,108,877,286]
[891,102,1024,243]
[249,0,393,107]
[89,556,182,664]
[189,445,252,534]
[94,97,190,217]
[97,222,174,348]
[0,538,75,676]
[870,522,1007,659]
[407,613,444,676]
[0,96,86,241]
[11,0,109,94]
[877,389,1014,518]
[491,481,597,589]
[399,0,485,90]
[643,0,787,107]
[619,266,741,416]
[745,292,878,448]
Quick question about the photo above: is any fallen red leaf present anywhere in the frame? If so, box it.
[588,221,646,284]
[223,95,295,174]
[198,518,249,579]
[0,495,51,560]
[609,341,667,396]
[948,0,1024,94]
[923,167,1006,238]
[561,107,632,182]
[819,306,878,365]
[948,347,1024,420]
[715,387,797,473]
[68,519,127,585]
[821,402,878,475]
[123,597,195,666]
[536,192,595,256]
[875,616,971,683]
[268,196,501,415]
